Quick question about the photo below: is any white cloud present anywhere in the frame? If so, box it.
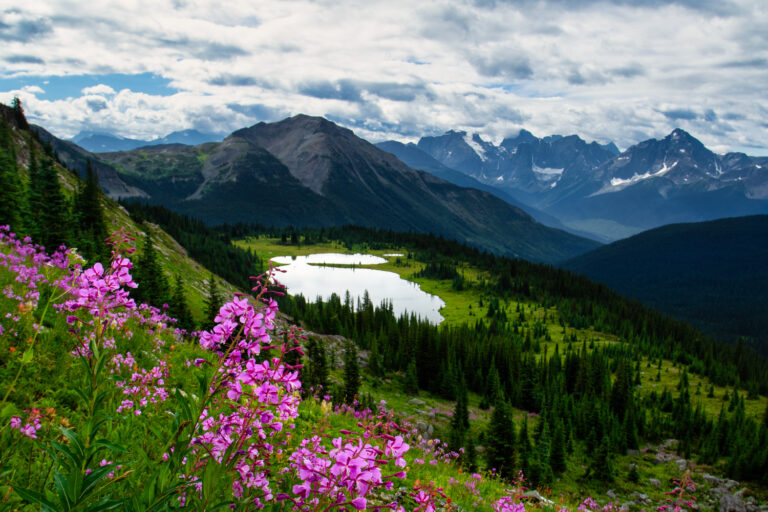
[21,85,45,94]
[0,0,766,153]
[81,84,115,95]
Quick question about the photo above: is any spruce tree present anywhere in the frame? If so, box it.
[133,230,169,307]
[529,421,554,486]
[305,337,329,395]
[485,398,516,480]
[170,275,195,331]
[624,407,640,450]
[368,336,384,378]
[73,160,108,261]
[449,375,470,450]
[203,272,223,330]
[463,433,478,472]
[518,416,533,479]
[589,437,614,482]
[342,343,360,404]
[11,97,30,130]
[31,156,70,250]
[550,419,567,474]
[0,122,23,230]
[403,357,419,395]
[480,359,501,409]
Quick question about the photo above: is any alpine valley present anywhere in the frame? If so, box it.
[3,100,768,512]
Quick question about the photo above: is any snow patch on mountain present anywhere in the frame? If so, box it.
[464,133,487,161]
[593,161,678,195]
[533,165,564,177]
[610,160,677,187]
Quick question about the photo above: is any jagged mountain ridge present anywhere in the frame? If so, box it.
[417,127,768,240]
[375,140,607,242]
[51,115,600,263]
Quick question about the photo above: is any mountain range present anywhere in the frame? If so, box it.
[563,215,768,353]
[34,116,600,263]
[70,129,225,153]
[401,128,768,241]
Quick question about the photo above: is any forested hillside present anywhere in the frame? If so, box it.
[563,216,768,354]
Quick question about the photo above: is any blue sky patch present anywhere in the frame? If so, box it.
[0,72,176,100]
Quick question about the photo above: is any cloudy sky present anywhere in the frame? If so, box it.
[1,0,767,154]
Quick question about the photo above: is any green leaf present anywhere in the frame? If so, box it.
[94,438,129,453]
[0,402,19,420]
[196,373,209,398]
[21,348,33,364]
[51,440,79,469]
[60,427,86,460]
[175,389,193,423]
[201,459,222,503]
[84,496,125,512]
[14,487,59,511]
[53,471,75,511]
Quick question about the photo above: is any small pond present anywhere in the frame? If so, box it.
[270,253,445,324]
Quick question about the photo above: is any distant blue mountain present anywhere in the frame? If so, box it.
[71,129,224,153]
[416,127,768,241]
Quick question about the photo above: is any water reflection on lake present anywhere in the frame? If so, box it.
[270,253,445,324]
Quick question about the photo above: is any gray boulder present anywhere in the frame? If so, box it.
[523,490,555,506]
[720,493,747,512]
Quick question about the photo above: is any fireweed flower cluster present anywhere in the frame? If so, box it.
[10,413,41,439]
[281,431,410,510]
[0,225,73,339]
[183,279,302,507]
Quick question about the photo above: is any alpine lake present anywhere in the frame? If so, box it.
[269,253,446,324]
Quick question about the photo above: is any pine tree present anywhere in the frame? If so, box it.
[11,97,30,130]
[463,433,478,472]
[624,406,640,450]
[368,336,384,378]
[550,419,567,474]
[403,357,419,395]
[0,121,23,230]
[449,375,470,450]
[610,359,633,418]
[73,160,108,261]
[304,337,329,395]
[203,272,223,330]
[518,416,533,479]
[133,230,169,307]
[589,436,614,482]
[485,398,516,480]
[480,360,501,409]
[31,156,70,250]
[170,275,195,331]
[529,421,554,486]
[342,343,360,404]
